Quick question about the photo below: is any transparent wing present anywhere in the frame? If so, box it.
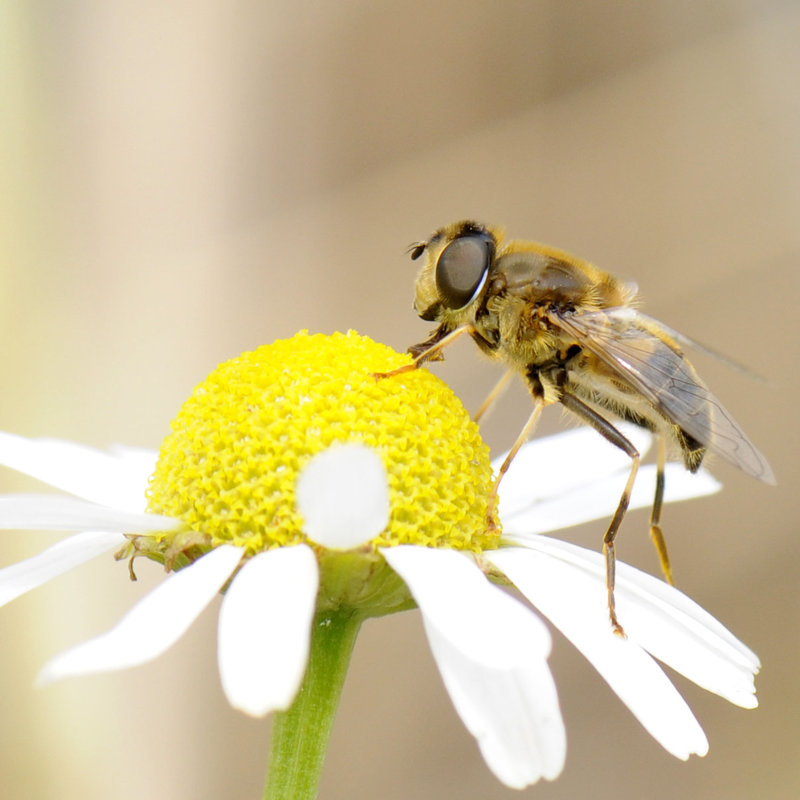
[633,312,769,384]
[554,308,774,483]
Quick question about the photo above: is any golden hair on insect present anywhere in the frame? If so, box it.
[378,220,774,635]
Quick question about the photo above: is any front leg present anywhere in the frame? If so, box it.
[407,324,454,360]
[373,324,473,380]
[485,398,545,528]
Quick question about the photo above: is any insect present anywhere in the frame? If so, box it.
[376,220,774,635]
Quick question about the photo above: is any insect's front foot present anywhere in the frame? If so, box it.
[372,363,418,382]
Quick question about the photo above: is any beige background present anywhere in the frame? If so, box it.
[1,2,798,798]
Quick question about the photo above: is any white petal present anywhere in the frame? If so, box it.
[0,531,124,608]
[218,545,318,716]
[37,544,244,684]
[495,424,652,518]
[296,443,389,549]
[382,546,565,788]
[510,537,759,707]
[501,463,720,535]
[490,547,709,759]
[0,495,181,534]
[0,432,155,512]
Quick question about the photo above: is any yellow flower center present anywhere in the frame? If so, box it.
[146,331,497,556]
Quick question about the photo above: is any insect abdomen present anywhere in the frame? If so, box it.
[675,427,706,472]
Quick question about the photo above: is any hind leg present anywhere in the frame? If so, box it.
[560,392,640,637]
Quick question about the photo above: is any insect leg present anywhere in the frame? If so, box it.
[649,436,673,584]
[560,392,640,637]
[473,369,515,423]
[373,325,474,380]
[485,399,545,527]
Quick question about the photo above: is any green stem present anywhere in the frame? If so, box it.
[263,609,363,800]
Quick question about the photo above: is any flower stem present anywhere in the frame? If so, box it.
[263,608,363,800]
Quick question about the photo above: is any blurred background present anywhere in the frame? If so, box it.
[1,2,798,798]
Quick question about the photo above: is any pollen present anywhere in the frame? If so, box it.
[146,331,497,556]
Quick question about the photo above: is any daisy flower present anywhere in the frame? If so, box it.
[0,331,759,798]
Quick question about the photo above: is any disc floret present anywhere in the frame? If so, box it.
[143,330,497,568]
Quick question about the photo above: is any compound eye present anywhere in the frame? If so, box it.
[435,234,492,310]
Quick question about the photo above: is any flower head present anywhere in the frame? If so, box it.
[0,331,758,791]
[144,330,495,556]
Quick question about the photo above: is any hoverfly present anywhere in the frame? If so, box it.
[377,220,774,635]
